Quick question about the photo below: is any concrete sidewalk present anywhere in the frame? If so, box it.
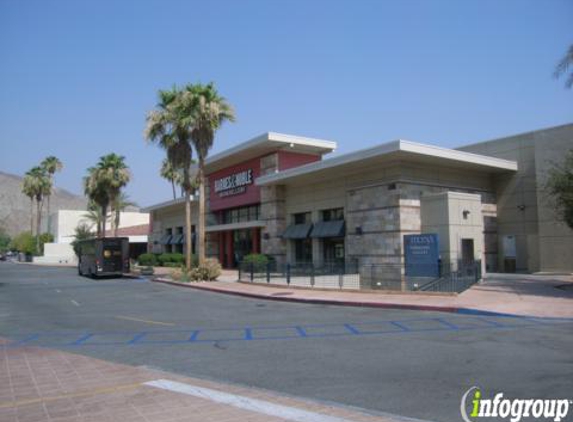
[0,338,398,422]
[154,273,573,318]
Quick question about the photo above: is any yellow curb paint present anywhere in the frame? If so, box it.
[0,381,146,409]
[115,315,176,326]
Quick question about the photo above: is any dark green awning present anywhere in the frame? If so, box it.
[170,234,184,245]
[282,223,313,239]
[310,220,345,238]
[160,234,172,245]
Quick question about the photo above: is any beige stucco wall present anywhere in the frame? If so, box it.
[459,123,573,273]
[149,202,197,254]
[278,160,497,271]
[421,192,485,271]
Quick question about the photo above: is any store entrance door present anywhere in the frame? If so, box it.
[233,229,253,267]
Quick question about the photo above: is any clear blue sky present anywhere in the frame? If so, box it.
[1,0,571,206]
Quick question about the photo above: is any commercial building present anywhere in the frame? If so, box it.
[34,210,149,264]
[143,124,573,274]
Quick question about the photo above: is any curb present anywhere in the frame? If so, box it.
[151,278,530,317]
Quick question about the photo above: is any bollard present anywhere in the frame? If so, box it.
[266,262,270,283]
[339,266,344,289]
[250,262,254,282]
[286,263,291,285]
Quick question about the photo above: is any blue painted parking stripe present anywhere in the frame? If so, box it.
[344,324,361,334]
[128,332,147,344]
[71,333,94,345]
[436,318,459,330]
[295,326,307,337]
[390,321,410,331]
[244,328,253,340]
[188,330,200,341]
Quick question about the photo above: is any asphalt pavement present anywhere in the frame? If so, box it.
[1,262,572,422]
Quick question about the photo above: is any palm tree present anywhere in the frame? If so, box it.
[41,156,63,233]
[25,166,51,250]
[160,158,183,200]
[179,83,235,265]
[84,154,131,238]
[111,192,138,236]
[22,174,36,235]
[145,87,195,269]
[83,201,105,237]
[555,44,573,89]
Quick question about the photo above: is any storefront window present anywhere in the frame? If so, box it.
[322,208,344,221]
[220,205,261,224]
[294,212,311,224]
[295,239,312,264]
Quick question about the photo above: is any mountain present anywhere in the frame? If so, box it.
[0,171,88,237]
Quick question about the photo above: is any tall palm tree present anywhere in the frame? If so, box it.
[41,156,63,233]
[84,154,131,238]
[178,82,235,265]
[21,174,36,235]
[160,158,183,200]
[555,44,573,89]
[111,192,138,236]
[145,87,195,269]
[25,166,51,250]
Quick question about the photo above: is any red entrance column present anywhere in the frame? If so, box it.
[252,228,260,254]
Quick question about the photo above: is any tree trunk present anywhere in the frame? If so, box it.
[36,198,42,253]
[30,198,34,235]
[46,194,51,234]
[185,189,192,271]
[114,209,119,237]
[101,204,107,238]
[171,180,176,200]
[198,160,206,266]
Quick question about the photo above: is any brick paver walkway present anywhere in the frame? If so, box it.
[0,338,396,422]
[155,273,573,318]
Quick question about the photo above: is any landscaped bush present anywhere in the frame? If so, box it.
[157,253,172,266]
[163,262,181,268]
[171,253,185,264]
[189,258,222,281]
[243,253,269,266]
[10,232,37,256]
[137,253,157,266]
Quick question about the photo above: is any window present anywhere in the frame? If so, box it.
[322,208,344,222]
[220,205,261,224]
[294,212,311,224]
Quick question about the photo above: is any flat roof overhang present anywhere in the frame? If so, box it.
[256,139,518,187]
[141,196,197,213]
[205,220,265,233]
[204,132,337,174]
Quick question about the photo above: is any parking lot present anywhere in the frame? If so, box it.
[1,263,572,422]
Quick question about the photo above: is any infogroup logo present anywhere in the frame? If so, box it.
[461,386,571,422]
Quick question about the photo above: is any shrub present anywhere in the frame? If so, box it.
[163,262,180,268]
[243,253,269,266]
[157,253,172,265]
[170,268,182,281]
[189,258,222,281]
[138,253,157,266]
[38,232,54,255]
[10,232,37,256]
[171,253,185,264]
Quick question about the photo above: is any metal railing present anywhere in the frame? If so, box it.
[238,260,482,293]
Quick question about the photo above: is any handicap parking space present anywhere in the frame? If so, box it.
[300,324,355,337]
[195,328,248,342]
[250,326,302,340]
[7,314,571,349]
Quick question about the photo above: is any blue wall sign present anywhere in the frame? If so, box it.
[404,234,440,277]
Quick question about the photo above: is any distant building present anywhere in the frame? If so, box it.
[35,210,150,265]
[143,125,573,275]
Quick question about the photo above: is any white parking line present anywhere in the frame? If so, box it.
[145,379,355,422]
[55,289,61,293]
[71,300,80,307]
